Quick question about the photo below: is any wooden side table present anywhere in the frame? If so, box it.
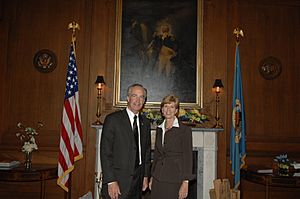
[242,167,300,199]
[0,164,70,199]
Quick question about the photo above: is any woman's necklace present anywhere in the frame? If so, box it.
[165,120,173,130]
[165,126,172,130]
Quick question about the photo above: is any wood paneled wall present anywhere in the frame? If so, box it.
[226,1,300,198]
[228,0,300,154]
[0,0,94,198]
[0,0,299,198]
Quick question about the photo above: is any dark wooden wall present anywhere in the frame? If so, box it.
[227,1,300,198]
[0,0,299,198]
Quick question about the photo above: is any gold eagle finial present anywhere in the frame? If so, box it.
[233,28,244,43]
[68,22,80,43]
[68,22,80,32]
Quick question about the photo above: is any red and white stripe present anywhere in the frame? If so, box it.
[57,92,83,191]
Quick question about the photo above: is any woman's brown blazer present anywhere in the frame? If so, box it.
[151,123,194,183]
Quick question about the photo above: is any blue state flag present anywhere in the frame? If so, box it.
[230,43,246,189]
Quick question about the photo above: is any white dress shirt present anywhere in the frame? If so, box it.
[158,117,179,146]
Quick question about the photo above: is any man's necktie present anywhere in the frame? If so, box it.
[133,115,139,168]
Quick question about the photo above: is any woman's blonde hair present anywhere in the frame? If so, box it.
[160,95,180,109]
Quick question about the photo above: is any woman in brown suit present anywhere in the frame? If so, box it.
[150,95,194,199]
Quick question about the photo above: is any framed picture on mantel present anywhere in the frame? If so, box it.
[113,0,203,108]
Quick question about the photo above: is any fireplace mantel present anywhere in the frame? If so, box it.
[91,125,222,199]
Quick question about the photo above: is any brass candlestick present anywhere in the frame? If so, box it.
[213,79,224,128]
[93,76,105,125]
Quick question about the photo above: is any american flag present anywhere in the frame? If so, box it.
[57,43,83,192]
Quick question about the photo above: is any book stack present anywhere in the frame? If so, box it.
[209,179,240,199]
[291,163,300,169]
[291,163,300,177]
[0,160,20,170]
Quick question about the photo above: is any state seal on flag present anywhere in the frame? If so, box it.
[232,98,242,133]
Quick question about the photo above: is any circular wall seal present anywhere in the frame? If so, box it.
[33,49,57,73]
[258,56,282,80]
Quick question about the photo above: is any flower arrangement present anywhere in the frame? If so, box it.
[273,154,290,175]
[16,122,43,154]
[274,154,290,166]
[141,109,163,126]
[141,108,209,127]
[178,108,209,124]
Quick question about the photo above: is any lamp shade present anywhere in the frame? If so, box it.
[95,75,105,84]
[213,79,224,88]
[213,79,224,93]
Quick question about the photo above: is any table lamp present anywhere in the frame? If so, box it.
[212,79,224,128]
[93,75,105,125]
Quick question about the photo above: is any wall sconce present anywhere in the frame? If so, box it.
[93,75,105,125]
[212,79,224,128]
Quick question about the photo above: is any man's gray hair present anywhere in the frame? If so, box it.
[127,83,147,99]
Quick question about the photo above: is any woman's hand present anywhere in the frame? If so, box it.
[149,177,153,190]
[178,181,189,199]
[142,177,149,191]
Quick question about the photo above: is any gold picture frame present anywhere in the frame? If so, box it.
[114,0,203,108]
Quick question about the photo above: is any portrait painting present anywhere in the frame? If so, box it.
[114,0,203,108]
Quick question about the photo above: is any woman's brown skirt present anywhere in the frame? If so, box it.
[151,177,181,199]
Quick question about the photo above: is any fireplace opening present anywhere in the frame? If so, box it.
[187,150,198,199]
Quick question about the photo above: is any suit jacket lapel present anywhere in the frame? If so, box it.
[156,128,163,148]
[121,109,135,141]
[139,114,148,160]
[139,114,146,142]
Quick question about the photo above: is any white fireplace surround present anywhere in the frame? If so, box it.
[92,125,222,199]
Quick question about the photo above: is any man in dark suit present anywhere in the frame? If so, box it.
[100,84,151,199]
